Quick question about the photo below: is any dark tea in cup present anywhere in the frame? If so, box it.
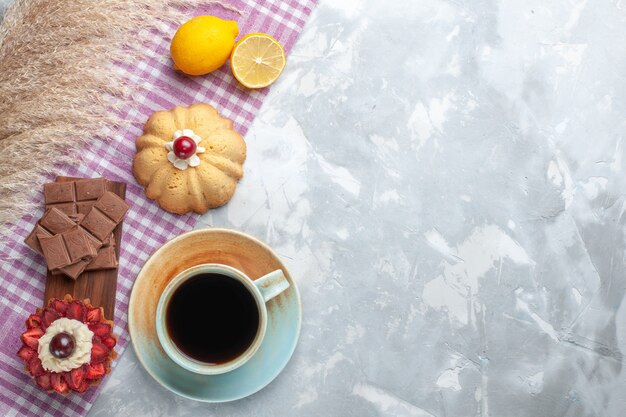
[165,272,260,364]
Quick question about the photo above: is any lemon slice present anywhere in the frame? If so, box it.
[231,33,286,89]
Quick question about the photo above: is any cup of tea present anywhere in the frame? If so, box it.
[155,263,290,375]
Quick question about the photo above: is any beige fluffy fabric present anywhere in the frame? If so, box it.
[0,0,238,233]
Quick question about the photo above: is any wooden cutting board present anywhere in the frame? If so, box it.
[44,176,126,320]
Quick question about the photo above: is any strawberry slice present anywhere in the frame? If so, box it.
[66,301,86,321]
[25,314,42,329]
[35,373,52,390]
[89,323,111,338]
[86,307,102,323]
[41,308,60,329]
[17,346,37,363]
[50,299,68,315]
[28,357,44,377]
[90,342,108,363]
[21,327,44,349]
[68,367,85,391]
[102,336,116,350]
[51,373,69,394]
[86,363,105,379]
[76,379,90,393]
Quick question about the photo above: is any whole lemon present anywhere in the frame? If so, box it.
[170,16,239,76]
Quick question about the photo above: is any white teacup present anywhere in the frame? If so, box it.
[155,263,290,375]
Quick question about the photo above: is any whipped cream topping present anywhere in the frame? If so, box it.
[38,318,94,373]
[165,129,206,170]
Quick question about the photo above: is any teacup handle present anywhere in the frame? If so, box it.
[254,269,290,302]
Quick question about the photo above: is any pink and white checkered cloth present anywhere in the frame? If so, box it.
[0,1,316,415]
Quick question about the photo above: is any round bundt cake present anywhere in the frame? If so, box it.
[132,104,246,214]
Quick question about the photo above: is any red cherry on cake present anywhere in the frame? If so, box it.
[49,332,75,359]
[172,136,197,159]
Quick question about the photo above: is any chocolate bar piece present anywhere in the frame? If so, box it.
[25,208,100,254]
[44,182,74,204]
[85,244,118,271]
[39,207,76,234]
[25,208,104,279]
[39,227,96,270]
[94,191,128,223]
[44,178,107,216]
[51,235,117,274]
[81,209,116,241]
[24,224,53,253]
[81,191,129,241]
[45,191,127,276]
[27,180,128,280]
[55,262,89,280]
[63,227,97,262]
[39,235,70,270]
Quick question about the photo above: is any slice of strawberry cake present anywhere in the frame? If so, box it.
[17,295,117,394]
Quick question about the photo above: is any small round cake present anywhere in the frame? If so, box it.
[132,104,247,214]
[17,295,117,394]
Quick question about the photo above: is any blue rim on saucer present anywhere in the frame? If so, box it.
[128,228,301,402]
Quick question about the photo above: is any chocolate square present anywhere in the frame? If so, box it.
[39,208,76,235]
[44,178,109,216]
[24,225,53,253]
[94,191,129,223]
[45,202,77,217]
[75,178,106,201]
[54,260,89,280]
[44,182,75,204]
[62,227,96,262]
[39,234,71,270]
[81,208,117,241]
[76,201,95,215]
[84,232,102,252]
[85,245,118,271]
